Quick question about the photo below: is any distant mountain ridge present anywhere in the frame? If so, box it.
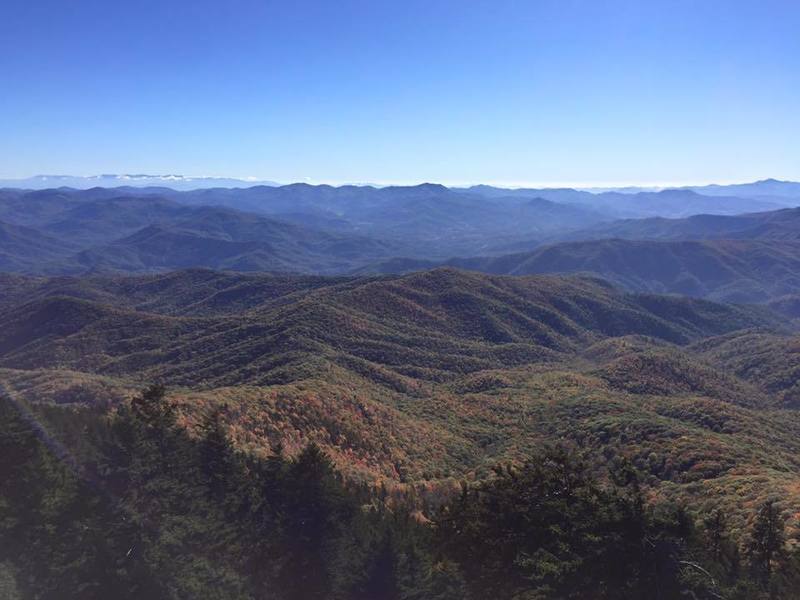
[360,238,800,305]
[465,185,790,217]
[0,173,280,190]
[685,178,800,200]
[0,185,612,270]
[557,206,800,242]
[2,181,800,304]
[0,189,404,274]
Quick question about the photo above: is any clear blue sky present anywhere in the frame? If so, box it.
[1,0,798,186]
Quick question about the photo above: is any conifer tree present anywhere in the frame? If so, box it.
[747,500,786,583]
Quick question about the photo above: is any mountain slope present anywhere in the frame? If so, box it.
[0,269,349,316]
[466,186,783,217]
[0,268,778,387]
[0,190,403,275]
[0,220,78,272]
[41,195,186,244]
[363,239,800,304]
[687,178,800,200]
[690,332,800,407]
[3,267,800,535]
[71,209,397,274]
[563,206,800,242]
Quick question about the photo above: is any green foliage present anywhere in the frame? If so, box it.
[435,448,687,599]
[3,268,800,598]
[5,387,800,598]
[0,394,160,599]
[747,500,787,582]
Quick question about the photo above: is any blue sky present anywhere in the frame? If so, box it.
[1,0,798,186]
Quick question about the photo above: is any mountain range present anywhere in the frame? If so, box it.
[7,266,800,599]
[0,173,281,190]
[0,180,798,268]
[2,268,798,518]
[6,174,800,202]
[5,179,800,597]
[362,238,800,305]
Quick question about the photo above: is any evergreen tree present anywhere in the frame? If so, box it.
[0,395,159,599]
[276,443,355,600]
[199,404,235,501]
[8,384,800,600]
[747,500,787,583]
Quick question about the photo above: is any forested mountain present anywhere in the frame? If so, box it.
[0,268,777,385]
[0,191,404,274]
[0,220,78,272]
[3,181,800,598]
[465,185,787,217]
[560,206,800,242]
[2,266,800,598]
[0,268,791,482]
[687,178,800,201]
[364,239,800,303]
[2,181,798,277]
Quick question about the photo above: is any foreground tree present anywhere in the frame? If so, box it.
[747,500,787,583]
[435,447,704,599]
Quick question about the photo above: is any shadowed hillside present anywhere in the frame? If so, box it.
[362,239,800,303]
[0,221,78,272]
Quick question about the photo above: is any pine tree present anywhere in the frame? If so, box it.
[199,404,234,501]
[277,443,354,600]
[748,500,787,583]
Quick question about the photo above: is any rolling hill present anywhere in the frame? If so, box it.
[6,264,800,600]
[2,268,775,385]
[2,268,796,501]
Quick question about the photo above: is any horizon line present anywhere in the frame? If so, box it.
[0,174,796,191]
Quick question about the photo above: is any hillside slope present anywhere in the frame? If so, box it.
[0,221,78,272]
[562,206,800,242]
[0,185,610,271]
[362,239,800,304]
[0,269,777,387]
[3,268,800,537]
